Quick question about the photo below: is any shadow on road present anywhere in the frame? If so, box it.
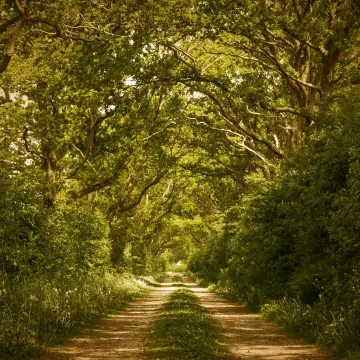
[183,280,336,360]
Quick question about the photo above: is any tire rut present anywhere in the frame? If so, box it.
[185,280,337,360]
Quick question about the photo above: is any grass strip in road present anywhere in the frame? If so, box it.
[148,288,231,360]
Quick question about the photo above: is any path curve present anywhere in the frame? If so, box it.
[40,281,177,360]
[185,280,337,360]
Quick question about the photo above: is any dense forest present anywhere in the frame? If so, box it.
[1,0,360,358]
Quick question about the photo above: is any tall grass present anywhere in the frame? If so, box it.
[211,276,360,358]
[261,297,360,358]
[0,272,148,359]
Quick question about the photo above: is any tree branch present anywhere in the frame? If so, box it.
[74,167,125,199]
[0,16,21,34]
[0,15,26,73]
[291,0,303,22]
[196,87,286,158]
[22,127,45,159]
[196,120,275,167]
[281,25,328,56]
[26,18,94,42]
[108,170,169,219]
[260,103,312,119]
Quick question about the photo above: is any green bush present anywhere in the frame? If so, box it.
[189,90,360,356]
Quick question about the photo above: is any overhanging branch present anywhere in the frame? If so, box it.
[197,87,286,158]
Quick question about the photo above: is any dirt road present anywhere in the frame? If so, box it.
[40,281,177,360]
[41,279,336,360]
[186,280,336,360]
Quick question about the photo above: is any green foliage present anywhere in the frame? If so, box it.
[148,288,230,360]
[0,168,49,275]
[0,273,147,359]
[167,262,187,272]
[0,168,110,277]
[188,232,230,284]
[190,90,360,355]
[172,273,183,282]
[46,203,111,276]
[262,297,360,356]
[1,1,360,358]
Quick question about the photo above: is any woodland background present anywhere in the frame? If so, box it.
[1,0,360,358]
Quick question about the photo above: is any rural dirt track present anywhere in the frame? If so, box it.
[41,279,336,360]
[185,280,336,360]
[40,280,177,360]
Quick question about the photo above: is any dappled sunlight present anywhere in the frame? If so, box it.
[41,281,175,360]
[40,279,335,360]
[188,283,335,360]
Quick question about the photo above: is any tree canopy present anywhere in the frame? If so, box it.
[1,0,360,356]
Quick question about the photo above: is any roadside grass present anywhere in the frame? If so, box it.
[261,297,360,359]
[0,273,148,360]
[148,288,231,360]
[138,275,163,287]
[212,276,360,359]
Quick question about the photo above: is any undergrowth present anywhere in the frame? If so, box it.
[167,262,187,272]
[148,288,231,360]
[0,272,148,359]
[213,279,360,359]
[261,297,360,359]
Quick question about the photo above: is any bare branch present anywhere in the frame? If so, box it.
[70,143,97,174]
[171,47,198,72]
[291,0,302,22]
[75,175,117,199]
[226,134,275,167]
[170,45,196,62]
[203,47,278,72]
[15,0,26,15]
[67,128,96,179]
